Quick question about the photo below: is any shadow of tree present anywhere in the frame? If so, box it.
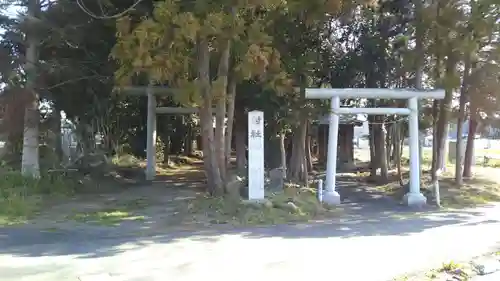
[1,203,498,260]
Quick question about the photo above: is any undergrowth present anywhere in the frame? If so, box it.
[111,153,141,168]
[187,186,340,226]
[0,169,77,225]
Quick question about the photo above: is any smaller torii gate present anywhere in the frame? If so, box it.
[121,86,206,181]
[305,88,445,207]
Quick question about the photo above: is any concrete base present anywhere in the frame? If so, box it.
[322,190,342,205]
[403,192,427,208]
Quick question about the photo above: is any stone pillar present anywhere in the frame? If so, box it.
[324,96,341,205]
[403,97,426,207]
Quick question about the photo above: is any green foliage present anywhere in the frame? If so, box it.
[111,0,311,108]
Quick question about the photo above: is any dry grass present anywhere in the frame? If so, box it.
[111,153,207,183]
[435,177,500,208]
[393,260,473,281]
[38,185,340,231]
[66,209,146,226]
[373,170,500,208]
[20,153,340,230]
[185,186,341,226]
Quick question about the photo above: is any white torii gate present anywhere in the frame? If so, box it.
[305,88,445,207]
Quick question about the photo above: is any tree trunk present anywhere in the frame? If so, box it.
[54,108,63,163]
[225,78,236,168]
[346,125,355,168]
[235,116,247,174]
[415,0,424,181]
[21,0,41,178]
[305,132,313,172]
[435,52,456,174]
[288,116,308,182]
[303,137,309,188]
[463,107,478,178]
[163,135,170,165]
[214,39,231,187]
[394,122,404,186]
[376,120,388,181]
[184,124,194,156]
[198,38,223,195]
[368,121,377,176]
[171,129,183,154]
[386,123,392,169]
[317,125,327,164]
[431,0,443,181]
[431,100,440,181]
[455,57,470,184]
[279,131,287,179]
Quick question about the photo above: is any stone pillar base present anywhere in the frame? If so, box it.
[402,192,427,208]
[323,190,342,205]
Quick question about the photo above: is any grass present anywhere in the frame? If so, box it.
[438,261,466,272]
[117,197,151,209]
[393,248,500,281]
[111,152,206,181]
[362,165,500,209]
[65,198,150,226]
[0,169,78,226]
[186,185,340,226]
[436,177,500,208]
[393,260,472,281]
[392,177,499,208]
[67,209,145,226]
[403,148,500,168]
[111,153,141,168]
[60,185,338,229]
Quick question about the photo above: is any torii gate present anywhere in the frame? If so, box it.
[305,88,445,207]
[121,86,207,181]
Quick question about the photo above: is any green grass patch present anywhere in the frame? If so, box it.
[0,169,77,226]
[186,186,340,226]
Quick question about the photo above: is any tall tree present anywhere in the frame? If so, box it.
[21,0,41,177]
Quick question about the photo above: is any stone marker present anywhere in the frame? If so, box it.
[268,167,285,191]
[248,110,265,200]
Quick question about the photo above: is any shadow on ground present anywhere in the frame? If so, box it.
[1,200,498,260]
[2,164,499,266]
